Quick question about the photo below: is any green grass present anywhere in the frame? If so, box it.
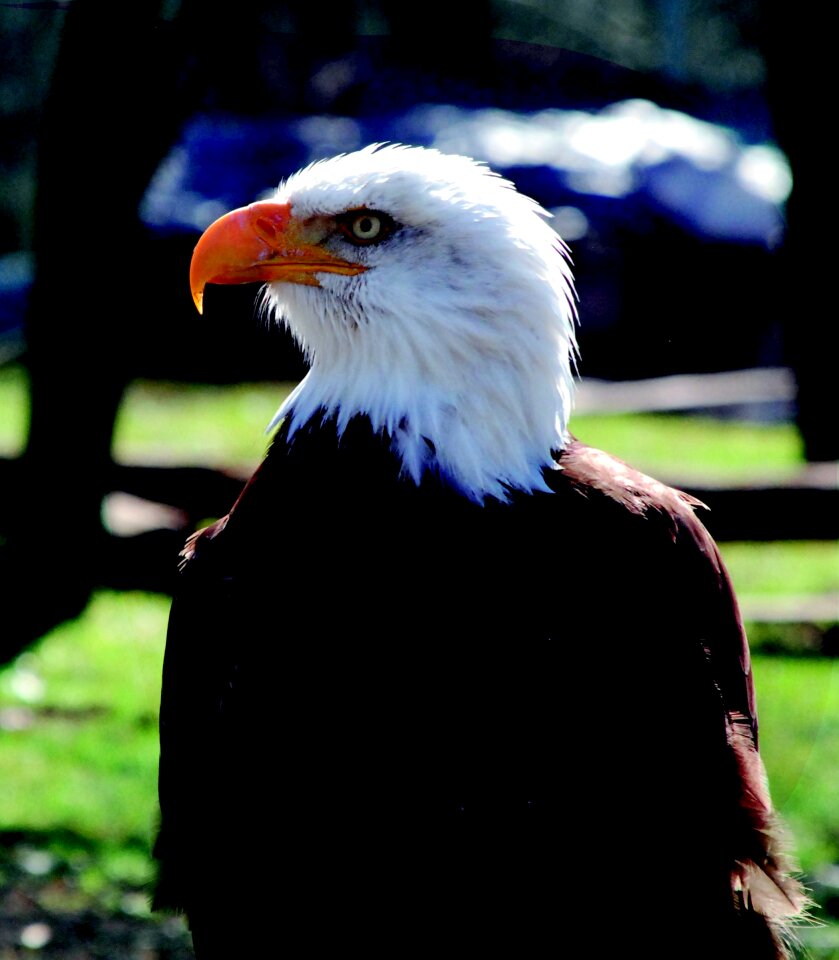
[1,593,836,859]
[0,361,28,457]
[1,593,170,897]
[754,654,839,869]
[0,363,814,476]
[723,541,839,600]
[0,593,167,839]
[113,379,290,469]
[570,410,807,480]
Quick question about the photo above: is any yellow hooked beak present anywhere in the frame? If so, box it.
[189,201,367,313]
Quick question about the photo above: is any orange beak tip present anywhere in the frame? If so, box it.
[192,286,205,315]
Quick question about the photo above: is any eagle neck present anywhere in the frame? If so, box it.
[270,349,571,503]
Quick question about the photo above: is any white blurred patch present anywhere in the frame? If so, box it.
[102,493,187,537]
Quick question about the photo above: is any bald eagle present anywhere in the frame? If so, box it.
[153,145,804,958]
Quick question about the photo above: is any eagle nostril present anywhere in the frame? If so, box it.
[255,217,278,240]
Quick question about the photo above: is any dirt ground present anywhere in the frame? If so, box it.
[0,844,195,960]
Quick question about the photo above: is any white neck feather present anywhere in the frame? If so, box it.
[263,145,578,503]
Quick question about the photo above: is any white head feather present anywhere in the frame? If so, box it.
[264,143,578,503]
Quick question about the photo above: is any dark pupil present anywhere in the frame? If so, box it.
[358,217,374,234]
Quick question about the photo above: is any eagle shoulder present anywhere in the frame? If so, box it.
[556,435,708,535]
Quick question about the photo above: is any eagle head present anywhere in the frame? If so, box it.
[190,143,578,502]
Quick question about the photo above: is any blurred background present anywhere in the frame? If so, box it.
[1,1,837,957]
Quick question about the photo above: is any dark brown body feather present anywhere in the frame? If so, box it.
[154,414,804,958]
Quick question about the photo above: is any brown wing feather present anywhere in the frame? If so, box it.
[559,437,807,944]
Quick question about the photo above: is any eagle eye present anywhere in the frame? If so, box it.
[337,210,395,246]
